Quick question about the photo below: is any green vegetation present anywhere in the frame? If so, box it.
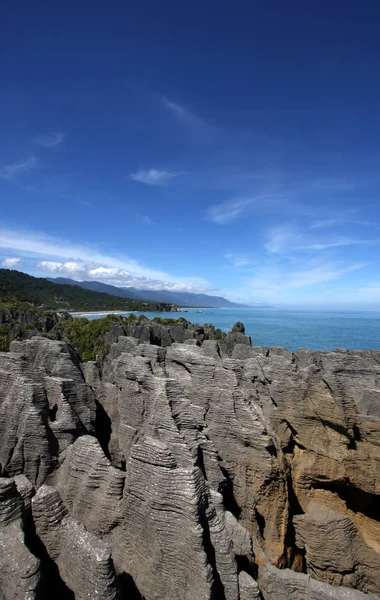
[152,316,188,326]
[0,295,234,362]
[52,313,151,360]
[0,301,62,352]
[213,328,224,340]
[52,315,116,361]
[0,324,9,351]
[0,269,174,312]
[232,321,245,333]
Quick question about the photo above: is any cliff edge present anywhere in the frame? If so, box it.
[0,325,379,599]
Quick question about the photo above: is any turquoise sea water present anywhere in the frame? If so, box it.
[77,308,380,352]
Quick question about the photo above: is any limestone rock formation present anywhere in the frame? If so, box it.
[0,337,96,486]
[32,485,119,600]
[0,331,379,600]
[0,476,41,599]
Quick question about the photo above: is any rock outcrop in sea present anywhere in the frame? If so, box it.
[0,320,379,599]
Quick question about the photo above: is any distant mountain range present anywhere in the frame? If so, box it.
[0,269,173,312]
[48,277,271,308]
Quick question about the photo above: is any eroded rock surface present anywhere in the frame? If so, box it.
[0,475,41,599]
[0,333,379,600]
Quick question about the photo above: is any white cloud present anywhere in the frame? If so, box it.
[208,198,254,225]
[264,226,294,254]
[354,283,380,302]
[2,257,22,268]
[39,260,83,274]
[285,263,364,288]
[246,261,365,302]
[0,156,40,181]
[35,132,65,148]
[161,96,213,140]
[0,227,211,292]
[38,261,66,272]
[37,259,210,291]
[136,213,153,225]
[264,226,379,254]
[310,218,343,229]
[225,253,251,267]
[161,97,202,126]
[130,169,177,185]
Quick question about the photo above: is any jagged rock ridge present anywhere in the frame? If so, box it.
[0,325,379,599]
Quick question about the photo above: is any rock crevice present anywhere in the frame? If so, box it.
[1,334,380,599]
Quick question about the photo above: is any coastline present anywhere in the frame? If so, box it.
[68,307,380,352]
[70,308,196,316]
[70,310,132,316]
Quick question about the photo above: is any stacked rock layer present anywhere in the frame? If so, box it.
[0,330,379,599]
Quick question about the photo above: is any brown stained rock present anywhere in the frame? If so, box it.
[294,501,380,592]
[1,335,380,600]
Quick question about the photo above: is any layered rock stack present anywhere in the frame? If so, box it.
[0,328,379,599]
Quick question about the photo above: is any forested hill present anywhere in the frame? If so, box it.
[49,277,265,307]
[0,269,174,312]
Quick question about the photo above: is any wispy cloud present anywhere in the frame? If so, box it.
[0,227,211,292]
[310,218,344,229]
[247,261,365,301]
[284,263,364,288]
[264,225,380,255]
[161,95,213,140]
[207,188,298,225]
[208,197,255,225]
[35,132,65,148]
[225,253,252,267]
[0,156,40,181]
[37,260,210,291]
[136,213,153,225]
[1,257,22,268]
[203,169,380,227]
[130,169,178,185]
[354,282,380,303]
[161,96,203,126]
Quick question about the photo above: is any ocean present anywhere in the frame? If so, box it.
[77,307,380,352]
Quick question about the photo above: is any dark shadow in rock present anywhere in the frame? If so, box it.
[255,509,266,539]
[218,462,241,519]
[338,486,379,522]
[117,573,145,599]
[347,424,362,450]
[196,446,207,479]
[313,481,380,523]
[94,399,112,460]
[40,556,75,599]
[49,404,58,422]
[283,465,306,572]
[43,410,59,464]
[201,515,225,600]
[24,513,74,599]
[236,555,258,580]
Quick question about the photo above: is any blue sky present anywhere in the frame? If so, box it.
[1,1,380,307]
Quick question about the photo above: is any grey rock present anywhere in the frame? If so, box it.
[1,334,380,600]
[32,485,119,600]
[225,511,254,559]
[52,435,125,537]
[294,502,380,592]
[0,338,96,486]
[258,563,380,600]
[239,571,262,599]
[0,477,41,600]
[226,331,252,351]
